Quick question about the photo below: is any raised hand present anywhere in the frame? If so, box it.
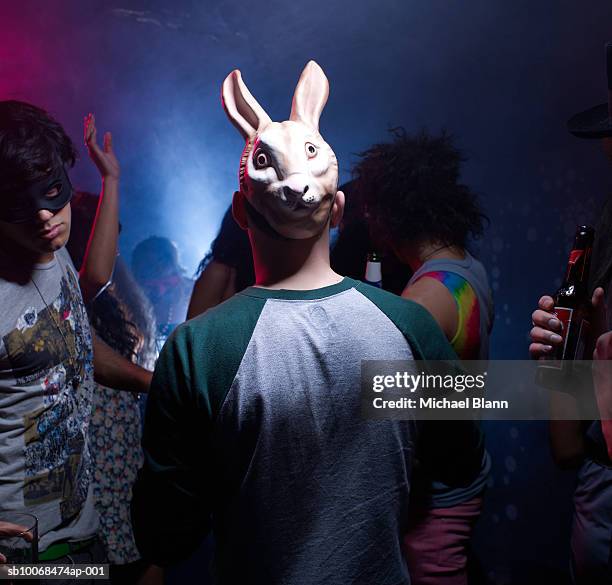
[84,113,120,181]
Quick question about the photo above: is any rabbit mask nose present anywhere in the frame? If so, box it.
[282,177,316,207]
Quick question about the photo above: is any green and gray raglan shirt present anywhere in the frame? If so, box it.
[132,277,484,585]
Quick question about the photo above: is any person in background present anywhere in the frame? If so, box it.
[530,96,612,582]
[69,192,160,584]
[330,180,413,295]
[0,100,150,583]
[186,204,254,319]
[356,128,493,585]
[88,259,161,585]
[530,195,612,585]
[131,236,193,348]
[329,180,370,280]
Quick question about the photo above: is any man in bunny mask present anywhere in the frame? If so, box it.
[132,61,458,584]
[224,60,340,242]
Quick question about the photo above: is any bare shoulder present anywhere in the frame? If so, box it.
[187,261,236,319]
[401,276,458,341]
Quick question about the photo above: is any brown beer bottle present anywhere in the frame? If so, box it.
[550,225,595,363]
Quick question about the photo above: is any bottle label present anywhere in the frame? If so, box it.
[568,249,583,266]
[365,262,382,288]
[574,318,591,360]
[551,307,591,362]
[552,307,573,364]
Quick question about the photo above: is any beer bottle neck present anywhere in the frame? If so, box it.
[563,246,592,286]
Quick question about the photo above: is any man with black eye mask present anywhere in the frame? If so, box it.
[0,162,74,225]
[0,101,152,583]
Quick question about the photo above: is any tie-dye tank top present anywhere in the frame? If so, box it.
[407,251,493,360]
[407,251,494,507]
[417,271,481,359]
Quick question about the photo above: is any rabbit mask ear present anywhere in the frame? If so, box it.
[289,61,329,131]
[222,69,272,140]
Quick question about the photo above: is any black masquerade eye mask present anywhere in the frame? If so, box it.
[0,165,73,224]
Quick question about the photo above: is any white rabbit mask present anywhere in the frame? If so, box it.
[222,61,339,239]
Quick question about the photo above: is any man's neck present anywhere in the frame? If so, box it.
[0,239,54,284]
[35,252,55,264]
[249,225,343,290]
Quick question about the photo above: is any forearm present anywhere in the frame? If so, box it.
[79,177,119,302]
[93,333,152,394]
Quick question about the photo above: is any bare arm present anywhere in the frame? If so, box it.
[79,114,120,303]
[401,277,458,341]
[186,261,236,319]
[93,334,152,394]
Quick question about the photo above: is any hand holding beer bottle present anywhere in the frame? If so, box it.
[530,226,606,362]
[530,288,607,359]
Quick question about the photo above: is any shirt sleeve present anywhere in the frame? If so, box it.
[131,292,266,565]
[411,270,482,360]
[131,324,211,566]
[353,281,485,490]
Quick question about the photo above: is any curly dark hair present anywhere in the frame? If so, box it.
[354,128,487,250]
[89,284,141,363]
[0,100,77,192]
[65,191,99,271]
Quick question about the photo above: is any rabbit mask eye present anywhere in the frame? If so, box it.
[305,142,318,158]
[254,149,270,169]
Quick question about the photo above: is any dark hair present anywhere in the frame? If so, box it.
[66,193,157,369]
[90,284,140,362]
[65,191,99,271]
[354,128,487,250]
[197,205,254,292]
[90,259,157,370]
[0,100,77,192]
[330,181,413,295]
[131,236,184,282]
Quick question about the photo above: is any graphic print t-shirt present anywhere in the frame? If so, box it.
[0,247,97,550]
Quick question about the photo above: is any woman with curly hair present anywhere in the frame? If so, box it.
[355,129,493,585]
[88,258,161,585]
